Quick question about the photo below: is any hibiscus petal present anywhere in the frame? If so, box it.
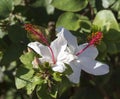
[80,57,109,75]
[52,62,66,73]
[67,61,82,84]
[57,51,75,64]
[77,43,98,59]
[28,42,51,59]
[50,30,67,58]
[56,27,78,53]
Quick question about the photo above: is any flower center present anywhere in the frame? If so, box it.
[24,24,56,64]
[76,32,103,56]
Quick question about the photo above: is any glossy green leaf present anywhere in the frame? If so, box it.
[57,12,91,31]
[58,77,71,96]
[13,0,22,5]
[31,0,54,14]
[111,0,120,11]
[110,0,120,20]
[116,42,120,52]
[93,10,119,31]
[20,51,35,69]
[104,29,120,41]
[36,84,51,99]
[26,76,43,94]
[8,24,28,44]
[51,0,88,12]
[106,41,117,54]
[97,41,107,53]
[64,64,73,75]
[15,67,34,89]
[53,72,62,82]
[79,17,91,32]
[56,12,80,31]
[102,0,115,8]
[0,44,25,65]
[0,0,13,19]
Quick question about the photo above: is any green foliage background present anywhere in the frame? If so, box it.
[0,0,120,99]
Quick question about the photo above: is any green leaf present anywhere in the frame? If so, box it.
[118,11,120,19]
[116,42,120,53]
[0,0,14,19]
[36,84,51,99]
[56,12,80,31]
[104,29,120,41]
[0,44,25,65]
[56,12,91,31]
[110,1,120,20]
[0,29,7,38]
[26,76,43,94]
[48,81,58,99]
[20,51,35,69]
[31,0,54,14]
[111,0,120,11]
[79,16,91,32]
[93,10,119,31]
[106,41,117,54]
[58,77,71,96]
[26,83,36,95]
[89,0,96,8]
[53,72,62,82]
[97,41,107,53]
[13,0,23,6]
[15,66,34,89]
[8,24,28,44]
[64,64,73,75]
[51,0,88,12]
[102,0,115,8]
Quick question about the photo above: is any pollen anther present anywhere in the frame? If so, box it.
[88,32,103,46]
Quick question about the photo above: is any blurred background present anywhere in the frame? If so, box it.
[0,0,120,99]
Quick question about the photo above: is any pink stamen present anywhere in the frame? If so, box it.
[24,24,56,64]
[76,32,103,56]
[48,46,56,64]
[76,44,89,56]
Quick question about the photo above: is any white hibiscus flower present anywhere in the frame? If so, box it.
[56,27,109,84]
[28,32,74,73]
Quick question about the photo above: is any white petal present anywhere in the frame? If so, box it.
[28,42,51,59]
[67,61,82,84]
[57,50,75,63]
[50,31,67,58]
[77,43,98,59]
[52,62,66,73]
[80,57,109,75]
[56,27,78,53]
